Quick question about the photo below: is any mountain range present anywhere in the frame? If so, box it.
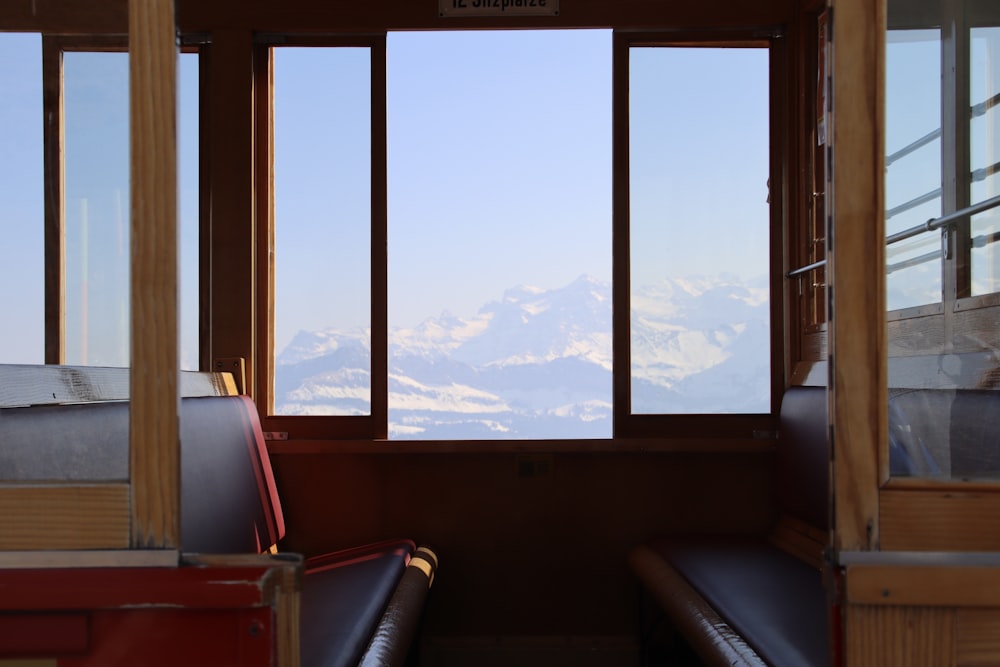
[275,274,770,439]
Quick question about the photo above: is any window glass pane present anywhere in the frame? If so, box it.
[386,30,612,439]
[629,46,771,415]
[886,16,1000,483]
[178,52,200,371]
[64,51,130,366]
[885,29,942,310]
[971,26,1000,296]
[64,51,200,369]
[272,47,371,416]
[0,34,44,364]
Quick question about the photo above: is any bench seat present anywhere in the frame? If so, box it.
[635,535,827,667]
[0,390,435,667]
[301,539,415,667]
[630,386,830,667]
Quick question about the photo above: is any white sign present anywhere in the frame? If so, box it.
[439,0,559,17]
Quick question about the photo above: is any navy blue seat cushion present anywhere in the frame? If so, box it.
[647,534,828,667]
[0,396,284,554]
[180,395,284,553]
[300,540,415,667]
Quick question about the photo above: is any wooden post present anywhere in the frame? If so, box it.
[129,0,180,549]
[828,0,885,553]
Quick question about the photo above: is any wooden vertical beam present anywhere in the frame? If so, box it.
[371,37,388,439]
[611,31,631,437]
[210,30,256,403]
[129,0,180,549]
[828,0,885,552]
[43,37,65,365]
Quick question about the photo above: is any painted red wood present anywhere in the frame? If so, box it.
[0,613,89,656]
[0,566,277,611]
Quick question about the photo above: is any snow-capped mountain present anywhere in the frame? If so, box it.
[275,274,770,438]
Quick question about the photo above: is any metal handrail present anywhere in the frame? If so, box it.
[787,193,1000,278]
[787,259,827,279]
[884,91,999,168]
[888,192,1000,245]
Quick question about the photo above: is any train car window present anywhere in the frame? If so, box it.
[886,1,1000,482]
[261,30,780,442]
[59,46,200,369]
[970,25,1000,296]
[271,46,373,417]
[385,30,612,439]
[0,33,43,364]
[885,29,942,311]
[63,51,130,366]
[627,45,771,416]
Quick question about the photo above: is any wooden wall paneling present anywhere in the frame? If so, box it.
[175,0,792,34]
[847,564,1000,607]
[844,605,955,667]
[828,0,885,550]
[880,488,1000,552]
[129,0,180,549]
[957,609,1000,666]
[0,0,127,33]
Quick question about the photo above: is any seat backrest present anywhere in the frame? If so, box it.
[0,395,284,554]
[180,395,285,553]
[775,386,829,533]
[889,388,1000,480]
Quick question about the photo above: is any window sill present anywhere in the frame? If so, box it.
[265,436,776,455]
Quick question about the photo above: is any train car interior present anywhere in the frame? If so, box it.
[1,0,1000,665]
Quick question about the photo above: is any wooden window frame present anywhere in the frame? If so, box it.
[611,30,787,440]
[251,28,790,447]
[41,35,207,369]
[254,34,388,440]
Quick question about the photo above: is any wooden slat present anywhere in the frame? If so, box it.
[0,365,235,407]
[957,609,1000,666]
[0,484,130,550]
[129,0,180,549]
[828,0,885,550]
[881,488,1000,551]
[0,550,178,569]
[844,605,955,667]
[847,564,1000,607]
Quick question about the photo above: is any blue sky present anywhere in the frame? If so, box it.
[275,30,770,349]
[2,30,772,363]
[0,33,44,364]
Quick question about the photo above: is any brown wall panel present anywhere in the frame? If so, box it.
[177,0,794,33]
[269,451,774,638]
[845,605,955,667]
[881,488,1000,552]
